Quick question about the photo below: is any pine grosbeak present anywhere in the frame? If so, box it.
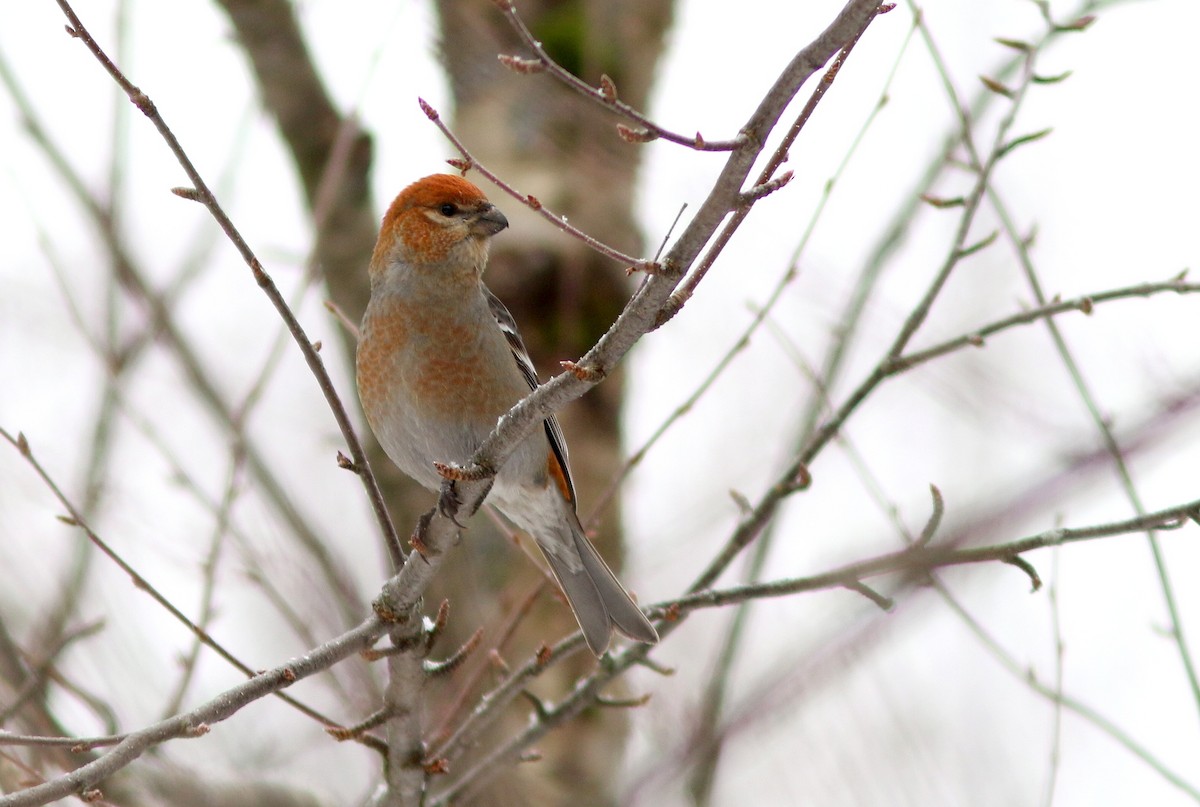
[356,173,658,656]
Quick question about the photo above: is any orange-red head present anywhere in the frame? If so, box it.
[369,174,508,286]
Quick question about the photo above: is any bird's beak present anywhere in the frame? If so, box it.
[472,204,509,236]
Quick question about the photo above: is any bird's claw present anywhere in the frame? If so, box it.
[437,479,466,528]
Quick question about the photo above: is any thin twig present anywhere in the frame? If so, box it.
[588,17,915,524]
[0,428,353,736]
[990,187,1200,723]
[494,1,743,152]
[943,589,1200,801]
[419,98,655,273]
[53,0,403,571]
[657,11,883,327]
[667,496,1200,613]
[4,34,368,631]
[0,617,385,807]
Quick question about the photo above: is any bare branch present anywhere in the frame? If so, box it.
[0,616,384,807]
[52,0,403,570]
[494,2,745,151]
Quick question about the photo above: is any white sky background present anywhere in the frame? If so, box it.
[1,1,1198,805]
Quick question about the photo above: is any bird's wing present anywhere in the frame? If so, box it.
[483,285,577,505]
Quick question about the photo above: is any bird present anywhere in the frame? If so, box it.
[356,173,658,656]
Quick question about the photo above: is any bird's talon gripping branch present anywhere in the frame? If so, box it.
[434,483,465,529]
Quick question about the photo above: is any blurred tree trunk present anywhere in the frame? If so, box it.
[431,2,673,804]
[214,1,674,803]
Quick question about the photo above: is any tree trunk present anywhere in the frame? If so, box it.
[430,2,673,803]
[216,0,674,802]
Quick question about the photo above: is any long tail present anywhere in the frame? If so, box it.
[537,517,659,656]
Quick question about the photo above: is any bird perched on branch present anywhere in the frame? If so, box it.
[356,173,658,656]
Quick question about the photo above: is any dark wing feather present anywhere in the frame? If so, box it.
[483,285,577,506]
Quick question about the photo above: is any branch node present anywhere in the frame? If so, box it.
[994,37,1031,52]
[843,580,894,611]
[956,230,999,259]
[336,450,358,472]
[520,689,551,720]
[433,461,491,482]
[627,260,662,276]
[728,489,753,516]
[1032,70,1073,85]
[418,97,439,121]
[739,170,794,205]
[919,193,965,209]
[979,75,1014,98]
[596,692,652,709]
[997,128,1053,160]
[497,53,546,74]
[327,708,389,741]
[170,186,204,202]
[1055,14,1095,32]
[560,360,604,382]
[786,462,812,493]
[634,655,676,676]
[1004,554,1043,592]
[653,294,684,330]
[445,157,473,174]
[432,599,451,636]
[917,484,945,546]
[371,594,410,624]
[488,648,511,675]
[599,73,618,103]
[616,123,657,143]
[425,628,483,678]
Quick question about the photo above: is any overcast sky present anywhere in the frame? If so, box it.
[2,1,1198,805]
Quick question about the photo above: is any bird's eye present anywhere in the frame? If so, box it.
[439,203,457,217]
